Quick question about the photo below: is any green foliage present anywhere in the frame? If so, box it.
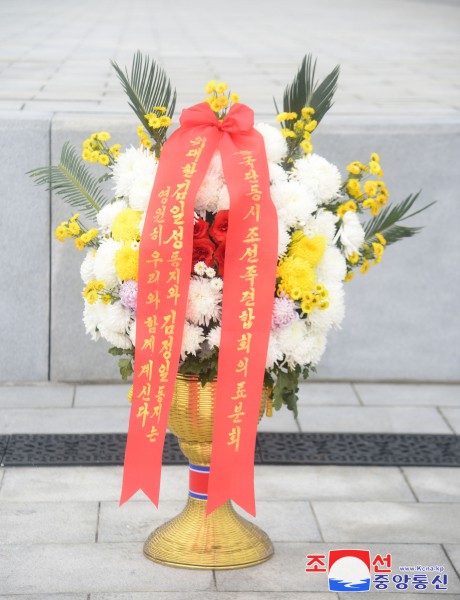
[364,192,435,246]
[119,358,134,381]
[178,347,219,386]
[272,367,301,418]
[27,142,109,220]
[278,54,340,125]
[111,51,176,154]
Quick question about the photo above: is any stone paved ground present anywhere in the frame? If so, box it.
[0,0,459,115]
[0,382,459,597]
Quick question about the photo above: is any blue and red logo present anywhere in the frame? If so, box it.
[328,549,371,591]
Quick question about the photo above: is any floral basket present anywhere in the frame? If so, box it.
[29,52,432,570]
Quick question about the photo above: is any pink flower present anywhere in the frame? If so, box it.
[272,294,298,330]
[119,279,138,311]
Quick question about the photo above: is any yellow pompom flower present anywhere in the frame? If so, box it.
[137,125,144,136]
[152,106,167,114]
[289,232,326,267]
[344,271,354,282]
[348,252,360,264]
[301,107,315,119]
[74,237,85,250]
[217,95,229,108]
[115,242,139,281]
[82,149,91,161]
[277,256,317,300]
[281,129,297,139]
[109,144,121,154]
[304,119,317,133]
[101,294,112,304]
[67,221,81,236]
[210,99,221,113]
[276,112,288,122]
[215,82,228,94]
[364,181,378,197]
[301,298,313,314]
[369,160,383,176]
[70,213,79,222]
[376,233,387,246]
[98,154,110,166]
[205,80,217,94]
[346,179,362,199]
[371,152,380,163]
[54,225,68,242]
[96,132,111,142]
[111,209,142,242]
[89,151,99,163]
[372,242,385,257]
[159,115,172,127]
[300,140,313,154]
[346,162,361,175]
[230,92,239,103]
[360,259,370,274]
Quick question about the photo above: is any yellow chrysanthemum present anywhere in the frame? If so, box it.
[376,233,387,246]
[301,107,315,119]
[277,256,317,300]
[230,92,239,103]
[54,225,68,242]
[98,154,110,166]
[304,119,317,133]
[67,221,80,236]
[360,260,370,274]
[344,271,354,282]
[74,237,85,250]
[215,82,228,94]
[364,181,378,197]
[111,209,142,242]
[372,242,385,257]
[346,179,362,199]
[115,242,139,281]
[288,232,326,267]
[205,80,216,94]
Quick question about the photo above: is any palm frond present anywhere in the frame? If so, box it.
[282,54,340,124]
[111,51,176,144]
[27,142,109,220]
[364,192,435,246]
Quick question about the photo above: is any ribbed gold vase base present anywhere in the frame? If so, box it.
[143,496,274,570]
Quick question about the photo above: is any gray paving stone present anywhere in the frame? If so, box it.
[258,410,300,432]
[295,406,452,434]
[74,384,131,407]
[439,408,460,434]
[355,383,460,407]
[0,595,87,600]
[0,466,188,502]
[98,500,321,544]
[443,544,460,576]
[0,501,98,544]
[297,383,359,406]
[253,466,414,502]
[215,542,460,593]
[402,467,460,502]
[312,501,460,544]
[93,593,338,600]
[0,542,214,594]
[0,406,130,434]
[0,384,74,408]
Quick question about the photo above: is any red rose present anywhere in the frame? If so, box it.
[209,210,229,244]
[214,240,226,277]
[193,216,209,239]
[191,237,216,272]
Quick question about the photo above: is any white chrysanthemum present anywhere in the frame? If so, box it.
[128,319,136,346]
[181,321,205,359]
[186,277,222,326]
[315,246,347,285]
[269,162,288,185]
[270,180,316,228]
[83,301,102,341]
[255,123,288,164]
[128,168,156,212]
[308,281,345,333]
[276,319,311,368]
[112,146,157,199]
[303,210,338,244]
[98,300,132,334]
[207,325,221,349]
[266,331,283,369]
[277,220,291,257]
[93,238,122,288]
[96,200,127,234]
[98,326,133,350]
[80,250,96,284]
[293,154,342,204]
[210,277,223,291]
[216,183,230,211]
[195,151,225,213]
[337,211,365,257]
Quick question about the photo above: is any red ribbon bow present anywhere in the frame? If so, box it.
[120,102,278,516]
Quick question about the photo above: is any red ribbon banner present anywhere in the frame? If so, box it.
[120,102,278,516]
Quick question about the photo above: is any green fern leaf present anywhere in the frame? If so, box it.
[364,192,435,246]
[27,142,109,220]
[282,54,340,124]
[111,51,176,148]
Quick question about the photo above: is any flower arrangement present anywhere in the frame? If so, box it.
[29,53,432,415]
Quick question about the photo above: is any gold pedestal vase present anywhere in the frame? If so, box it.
[143,373,274,570]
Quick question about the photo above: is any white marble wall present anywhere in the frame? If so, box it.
[2,112,459,381]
